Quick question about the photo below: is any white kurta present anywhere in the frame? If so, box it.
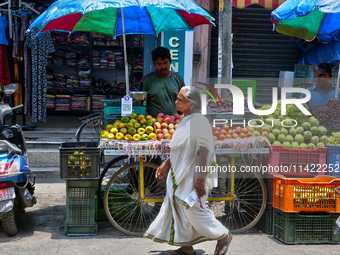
[144,113,228,246]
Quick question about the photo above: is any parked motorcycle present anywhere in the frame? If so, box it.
[0,84,36,236]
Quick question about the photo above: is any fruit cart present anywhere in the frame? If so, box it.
[98,137,271,236]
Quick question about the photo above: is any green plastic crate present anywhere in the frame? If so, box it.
[273,208,340,244]
[231,79,256,103]
[65,180,98,236]
[103,105,146,117]
[60,142,100,180]
[258,202,273,235]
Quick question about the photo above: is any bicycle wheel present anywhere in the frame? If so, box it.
[98,155,130,206]
[103,162,166,236]
[207,164,267,233]
[75,115,102,142]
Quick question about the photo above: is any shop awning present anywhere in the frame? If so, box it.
[232,0,287,10]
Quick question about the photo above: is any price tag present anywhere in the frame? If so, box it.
[121,95,132,116]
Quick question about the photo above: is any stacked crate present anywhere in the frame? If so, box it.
[60,142,100,236]
[258,146,336,241]
[272,175,340,244]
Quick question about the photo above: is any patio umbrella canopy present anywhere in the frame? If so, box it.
[271,0,340,98]
[27,0,214,95]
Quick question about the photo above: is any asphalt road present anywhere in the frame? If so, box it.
[0,179,339,255]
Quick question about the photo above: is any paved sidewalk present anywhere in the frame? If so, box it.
[0,179,339,255]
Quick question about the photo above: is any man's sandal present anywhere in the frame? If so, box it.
[215,233,233,255]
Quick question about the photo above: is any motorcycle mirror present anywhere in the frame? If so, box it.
[4,84,17,95]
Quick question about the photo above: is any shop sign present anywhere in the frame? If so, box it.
[163,31,185,79]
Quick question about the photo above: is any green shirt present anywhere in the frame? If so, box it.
[142,72,185,118]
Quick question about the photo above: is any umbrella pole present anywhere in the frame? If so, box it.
[336,63,340,99]
[121,7,130,96]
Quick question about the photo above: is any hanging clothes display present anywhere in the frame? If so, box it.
[0,15,11,86]
[25,27,55,123]
[21,16,31,115]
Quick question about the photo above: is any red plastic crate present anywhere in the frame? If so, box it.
[273,175,340,213]
[268,146,327,176]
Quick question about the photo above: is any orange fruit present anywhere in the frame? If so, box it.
[106,124,113,132]
[118,123,125,129]
[149,133,157,140]
[120,128,128,135]
[110,127,118,134]
[124,134,132,141]
[116,132,124,140]
[107,133,115,139]
[146,115,152,120]
[132,134,141,141]
[140,118,147,125]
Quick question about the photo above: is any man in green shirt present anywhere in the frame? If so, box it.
[141,47,185,118]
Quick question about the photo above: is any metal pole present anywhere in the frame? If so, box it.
[218,0,232,99]
[121,7,130,96]
[336,64,339,98]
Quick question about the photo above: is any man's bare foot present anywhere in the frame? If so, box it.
[168,246,195,255]
[214,234,232,255]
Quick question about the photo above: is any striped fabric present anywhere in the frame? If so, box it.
[232,0,286,10]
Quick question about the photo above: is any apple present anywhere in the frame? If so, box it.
[218,135,226,141]
[232,133,239,139]
[156,117,164,124]
[217,127,221,131]
[164,115,170,119]
[228,129,234,135]
[246,133,253,138]
[234,127,242,135]
[222,124,230,132]
[164,133,172,140]
[164,117,171,124]
[175,119,181,125]
[156,129,163,134]
[157,113,164,118]
[162,129,169,134]
[168,123,174,129]
[169,120,175,125]
[253,131,260,137]
[161,123,168,129]
[220,130,228,136]
[174,124,179,130]
[173,113,180,118]
[154,122,161,129]
[170,116,175,121]
[169,129,175,135]
[157,133,164,140]
[212,126,218,132]
[226,134,233,139]
[175,114,181,119]
[213,131,220,137]
[241,127,248,134]
[239,133,246,139]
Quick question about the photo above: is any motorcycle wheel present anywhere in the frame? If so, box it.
[2,210,17,237]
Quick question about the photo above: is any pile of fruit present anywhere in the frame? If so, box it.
[212,124,269,141]
[257,100,309,125]
[153,113,181,140]
[267,117,328,149]
[207,98,248,112]
[310,98,340,128]
[100,112,182,141]
[100,112,157,141]
[326,132,340,146]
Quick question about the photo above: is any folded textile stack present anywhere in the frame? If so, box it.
[78,70,91,89]
[92,50,101,69]
[52,31,90,45]
[55,94,71,111]
[92,94,107,111]
[66,76,80,89]
[53,73,67,88]
[106,38,120,46]
[77,56,90,67]
[115,53,124,69]
[46,71,54,89]
[133,36,140,47]
[71,94,87,111]
[46,94,56,110]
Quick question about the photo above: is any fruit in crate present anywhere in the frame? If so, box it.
[153,113,182,140]
[326,132,340,145]
[101,112,156,140]
[266,116,329,149]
